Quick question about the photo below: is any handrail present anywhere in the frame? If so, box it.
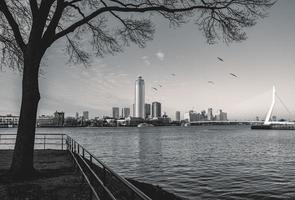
[74,151,117,200]
[67,136,152,200]
[0,133,65,150]
[77,143,151,200]
[0,133,152,200]
[68,149,101,200]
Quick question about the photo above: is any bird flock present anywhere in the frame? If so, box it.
[151,57,239,92]
[208,57,238,85]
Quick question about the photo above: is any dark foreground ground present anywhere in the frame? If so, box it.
[0,150,184,200]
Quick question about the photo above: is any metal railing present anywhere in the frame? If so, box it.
[0,133,65,150]
[0,133,152,200]
[66,135,152,200]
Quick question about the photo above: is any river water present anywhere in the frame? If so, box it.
[2,126,295,199]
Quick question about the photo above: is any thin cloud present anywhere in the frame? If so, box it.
[156,51,165,61]
[141,56,151,66]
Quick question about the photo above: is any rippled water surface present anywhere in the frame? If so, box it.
[2,126,295,199]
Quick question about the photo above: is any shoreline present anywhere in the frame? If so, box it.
[0,149,186,200]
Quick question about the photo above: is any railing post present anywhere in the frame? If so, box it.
[82,148,85,158]
[103,167,106,185]
[77,143,80,154]
[61,135,64,150]
[44,135,46,150]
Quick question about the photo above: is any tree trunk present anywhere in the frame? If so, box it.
[9,54,40,179]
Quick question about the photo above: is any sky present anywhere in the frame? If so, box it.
[1,1,295,121]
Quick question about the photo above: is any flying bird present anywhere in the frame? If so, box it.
[217,57,224,62]
[229,73,238,78]
[171,73,176,76]
[208,81,215,85]
[152,87,158,91]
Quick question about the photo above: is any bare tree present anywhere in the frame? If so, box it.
[0,0,274,178]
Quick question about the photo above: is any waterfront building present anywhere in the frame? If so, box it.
[184,110,207,122]
[216,109,228,121]
[0,114,19,128]
[125,116,144,126]
[37,115,55,127]
[121,107,130,118]
[37,111,64,127]
[207,108,213,121]
[152,102,161,118]
[112,107,120,119]
[134,76,145,119]
[75,112,79,119]
[175,111,181,121]
[64,117,78,127]
[83,111,89,120]
[145,103,151,119]
[54,111,65,126]
[272,115,277,121]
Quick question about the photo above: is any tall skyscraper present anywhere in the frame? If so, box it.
[112,107,120,119]
[207,108,213,121]
[135,76,145,119]
[145,103,151,119]
[121,107,130,118]
[175,111,181,121]
[83,111,89,120]
[152,102,161,118]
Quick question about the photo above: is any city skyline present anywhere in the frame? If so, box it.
[0,1,294,120]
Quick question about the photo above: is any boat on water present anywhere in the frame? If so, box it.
[251,86,295,130]
[137,123,154,128]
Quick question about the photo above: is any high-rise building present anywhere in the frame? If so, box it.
[54,111,65,126]
[152,102,161,118]
[175,111,181,121]
[121,107,130,118]
[112,107,120,119]
[217,109,228,121]
[207,108,213,121]
[83,111,89,120]
[145,103,151,119]
[135,76,145,119]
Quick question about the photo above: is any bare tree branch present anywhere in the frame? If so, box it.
[0,0,26,51]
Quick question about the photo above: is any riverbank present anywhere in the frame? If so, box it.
[0,150,185,200]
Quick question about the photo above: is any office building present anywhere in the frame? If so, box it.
[54,111,65,126]
[145,103,151,119]
[207,108,213,121]
[217,109,228,121]
[112,107,120,119]
[83,111,89,120]
[152,102,161,118]
[175,111,181,121]
[37,111,64,127]
[121,107,130,118]
[134,76,145,118]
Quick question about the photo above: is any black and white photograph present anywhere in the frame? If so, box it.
[1,0,295,199]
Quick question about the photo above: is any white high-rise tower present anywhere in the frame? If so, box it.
[135,76,145,118]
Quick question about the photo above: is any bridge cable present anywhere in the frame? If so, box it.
[275,93,293,116]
